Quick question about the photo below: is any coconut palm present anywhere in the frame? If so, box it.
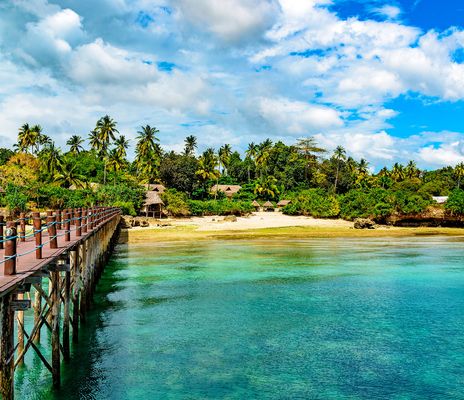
[254,176,279,199]
[255,140,273,179]
[295,137,326,181]
[39,142,62,177]
[390,163,405,182]
[405,160,420,179]
[67,135,84,154]
[96,115,118,151]
[196,148,220,196]
[333,145,346,194]
[455,162,464,189]
[107,148,127,184]
[18,123,38,154]
[54,162,86,188]
[114,135,129,159]
[184,135,197,156]
[88,130,101,153]
[135,125,160,182]
[218,144,232,176]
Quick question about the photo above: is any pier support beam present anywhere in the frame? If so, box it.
[70,250,79,344]
[0,294,14,400]
[50,271,61,388]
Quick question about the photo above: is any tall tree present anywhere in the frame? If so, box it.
[115,135,129,159]
[184,135,197,156]
[67,135,84,154]
[18,123,38,154]
[333,145,346,194]
[295,137,326,182]
[218,144,232,176]
[94,115,119,184]
[245,142,258,181]
[454,162,464,189]
[135,125,160,182]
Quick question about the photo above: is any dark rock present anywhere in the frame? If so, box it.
[354,218,376,229]
[223,215,237,222]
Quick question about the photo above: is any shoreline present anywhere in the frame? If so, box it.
[123,212,464,243]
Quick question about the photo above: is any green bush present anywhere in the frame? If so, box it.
[161,189,191,217]
[5,184,28,213]
[188,200,254,216]
[445,189,464,214]
[112,201,136,216]
[283,189,339,218]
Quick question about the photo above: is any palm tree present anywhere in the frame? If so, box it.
[246,142,258,181]
[295,137,326,182]
[18,123,38,154]
[254,176,279,199]
[255,140,273,179]
[218,144,232,176]
[115,135,129,159]
[54,162,86,188]
[196,148,220,196]
[67,135,84,154]
[107,148,127,184]
[39,142,62,177]
[333,145,346,194]
[455,162,464,188]
[405,160,420,179]
[390,163,405,182]
[95,115,119,184]
[184,135,197,156]
[135,125,160,182]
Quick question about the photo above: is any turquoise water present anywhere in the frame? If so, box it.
[16,237,464,399]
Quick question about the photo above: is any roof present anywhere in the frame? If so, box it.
[432,196,448,204]
[211,184,241,196]
[143,184,166,193]
[144,191,164,206]
[252,200,261,207]
[277,200,291,206]
[263,201,274,207]
[69,182,100,191]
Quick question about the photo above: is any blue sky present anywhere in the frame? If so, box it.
[1,0,464,169]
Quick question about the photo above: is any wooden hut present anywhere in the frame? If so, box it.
[277,200,291,209]
[143,183,166,194]
[262,201,274,212]
[210,184,241,198]
[252,200,261,211]
[142,191,164,218]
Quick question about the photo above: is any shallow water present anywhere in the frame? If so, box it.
[16,237,464,399]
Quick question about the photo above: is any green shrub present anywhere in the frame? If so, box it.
[5,184,28,213]
[112,201,137,216]
[283,189,339,218]
[445,189,464,215]
[161,189,191,217]
[188,200,254,216]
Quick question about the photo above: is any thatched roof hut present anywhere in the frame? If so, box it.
[277,200,291,207]
[142,191,164,218]
[143,184,166,193]
[262,201,274,211]
[211,184,241,197]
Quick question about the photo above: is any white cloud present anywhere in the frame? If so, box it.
[374,5,402,20]
[257,97,343,134]
[419,141,464,166]
[175,0,278,42]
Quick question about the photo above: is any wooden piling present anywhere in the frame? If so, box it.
[33,212,42,259]
[19,213,26,242]
[63,256,71,362]
[16,293,25,366]
[4,222,17,276]
[47,211,58,249]
[0,215,4,250]
[0,294,14,400]
[50,271,61,388]
[70,250,79,343]
[33,284,42,344]
[65,209,71,242]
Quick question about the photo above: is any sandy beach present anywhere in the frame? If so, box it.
[124,212,464,242]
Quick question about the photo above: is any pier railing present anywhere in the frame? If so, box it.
[0,206,121,400]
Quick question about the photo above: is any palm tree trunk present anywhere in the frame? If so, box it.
[334,161,340,194]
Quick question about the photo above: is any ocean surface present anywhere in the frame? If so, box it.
[16,237,464,399]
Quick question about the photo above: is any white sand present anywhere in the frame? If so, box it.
[161,212,353,231]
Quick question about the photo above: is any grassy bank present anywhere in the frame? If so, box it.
[123,224,464,243]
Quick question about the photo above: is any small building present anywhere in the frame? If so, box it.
[262,201,274,212]
[143,184,166,194]
[277,200,291,208]
[210,184,241,198]
[432,196,448,204]
[252,200,261,211]
[142,191,164,218]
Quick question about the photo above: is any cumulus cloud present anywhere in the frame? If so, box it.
[373,5,402,20]
[174,0,278,43]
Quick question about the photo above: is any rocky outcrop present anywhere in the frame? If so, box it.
[223,215,237,222]
[120,216,151,229]
[354,218,376,229]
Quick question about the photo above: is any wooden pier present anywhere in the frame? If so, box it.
[0,207,121,399]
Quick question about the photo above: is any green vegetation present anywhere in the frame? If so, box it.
[0,115,461,222]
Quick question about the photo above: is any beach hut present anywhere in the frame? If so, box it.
[142,191,164,218]
[143,183,166,194]
[252,200,261,211]
[262,201,274,212]
[432,196,448,204]
[277,200,291,209]
[210,184,241,198]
